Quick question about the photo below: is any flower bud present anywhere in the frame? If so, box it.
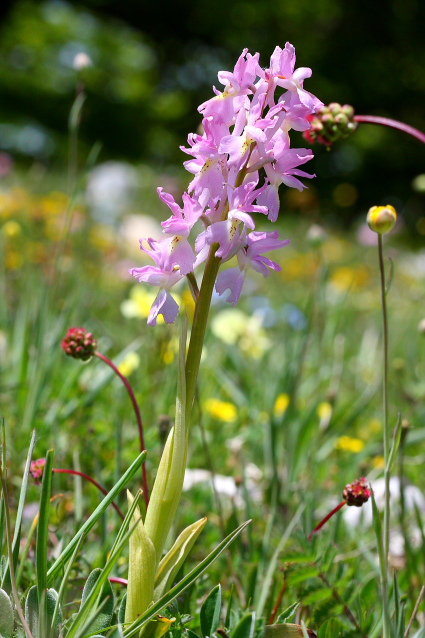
[303,102,358,146]
[343,477,371,507]
[30,458,46,485]
[61,327,97,361]
[366,205,397,235]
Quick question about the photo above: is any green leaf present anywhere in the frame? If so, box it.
[1,429,37,590]
[125,491,156,624]
[46,450,147,584]
[231,612,256,638]
[277,603,300,624]
[154,517,207,602]
[123,519,251,638]
[118,593,127,625]
[25,586,62,638]
[286,567,319,587]
[200,584,222,638]
[318,618,344,638]
[80,568,114,634]
[25,586,39,636]
[0,588,14,638]
[302,588,333,606]
[411,629,425,638]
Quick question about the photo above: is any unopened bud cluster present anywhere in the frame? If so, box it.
[61,327,97,361]
[304,102,358,146]
[343,477,371,507]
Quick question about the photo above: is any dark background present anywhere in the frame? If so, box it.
[1,0,425,228]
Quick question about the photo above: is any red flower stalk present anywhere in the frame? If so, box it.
[303,102,425,146]
[308,477,371,541]
[61,327,150,506]
[30,457,125,519]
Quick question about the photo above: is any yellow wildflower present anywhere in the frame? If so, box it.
[317,401,333,429]
[121,285,182,324]
[330,265,370,292]
[182,288,196,322]
[372,455,385,469]
[211,309,270,358]
[118,352,140,377]
[204,398,238,423]
[274,393,290,418]
[335,436,365,453]
[2,220,21,237]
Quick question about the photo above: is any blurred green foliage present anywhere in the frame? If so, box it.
[1,0,425,226]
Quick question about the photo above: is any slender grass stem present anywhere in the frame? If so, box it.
[404,581,425,638]
[95,351,149,506]
[377,234,392,638]
[52,468,124,519]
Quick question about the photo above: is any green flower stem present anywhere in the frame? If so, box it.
[185,248,221,417]
[377,233,391,638]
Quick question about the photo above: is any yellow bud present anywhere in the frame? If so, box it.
[366,205,397,234]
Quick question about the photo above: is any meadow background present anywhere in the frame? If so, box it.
[1,0,425,636]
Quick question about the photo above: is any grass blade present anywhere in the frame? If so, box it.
[37,449,54,637]
[46,450,147,584]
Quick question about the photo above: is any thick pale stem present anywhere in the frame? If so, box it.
[185,249,221,416]
[377,234,392,638]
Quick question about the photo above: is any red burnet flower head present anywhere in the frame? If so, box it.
[303,102,358,146]
[62,327,97,361]
[30,458,46,485]
[343,477,371,507]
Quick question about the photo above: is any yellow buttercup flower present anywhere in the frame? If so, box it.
[2,220,21,237]
[330,266,370,292]
[274,393,290,418]
[372,455,385,469]
[118,352,140,377]
[335,436,365,453]
[204,398,238,423]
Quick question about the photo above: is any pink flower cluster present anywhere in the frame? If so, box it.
[130,44,322,326]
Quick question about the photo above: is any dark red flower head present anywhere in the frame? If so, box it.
[343,477,371,507]
[62,327,97,361]
[303,102,358,147]
[30,458,46,485]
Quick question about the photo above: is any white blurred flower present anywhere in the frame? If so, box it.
[211,309,270,358]
[86,162,139,223]
[73,52,92,70]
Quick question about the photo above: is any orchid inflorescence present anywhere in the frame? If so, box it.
[130,43,322,326]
